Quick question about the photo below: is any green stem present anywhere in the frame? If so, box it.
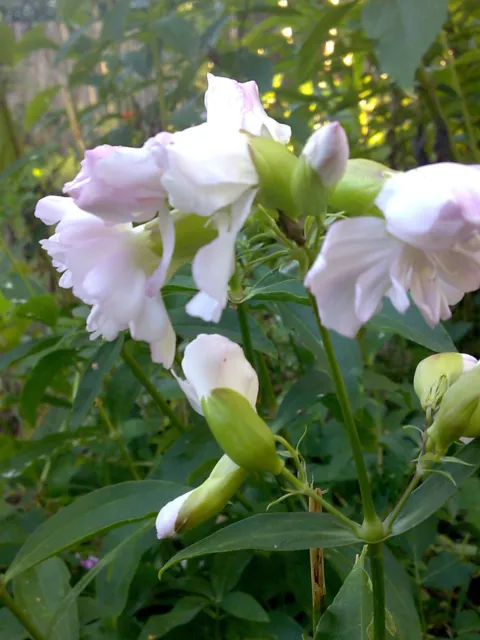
[97,400,141,481]
[440,31,480,162]
[237,302,256,369]
[0,577,47,640]
[357,331,383,475]
[281,467,361,535]
[309,295,378,526]
[148,0,168,131]
[383,473,421,532]
[120,344,188,432]
[256,353,277,418]
[369,543,386,640]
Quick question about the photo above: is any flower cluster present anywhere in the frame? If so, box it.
[35,74,292,367]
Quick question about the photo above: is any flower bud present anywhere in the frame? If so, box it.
[302,122,349,188]
[328,159,396,215]
[156,455,247,538]
[202,388,284,475]
[248,136,298,218]
[414,352,478,410]
[426,366,480,454]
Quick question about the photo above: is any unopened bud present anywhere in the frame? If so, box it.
[302,122,349,187]
[248,136,298,218]
[202,388,284,475]
[427,366,480,454]
[328,159,397,215]
[156,455,247,538]
[414,352,477,410]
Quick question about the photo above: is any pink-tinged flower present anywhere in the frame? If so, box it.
[76,554,99,569]
[305,216,480,338]
[63,133,173,224]
[302,122,349,187]
[35,196,176,367]
[205,73,291,143]
[172,334,259,415]
[376,162,480,251]
[162,124,258,321]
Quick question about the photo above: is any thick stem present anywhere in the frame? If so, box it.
[281,467,360,535]
[309,295,378,526]
[0,577,47,640]
[96,400,141,481]
[121,344,188,433]
[440,31,480,162]
[237,302,256,369]
[369,543,386,640]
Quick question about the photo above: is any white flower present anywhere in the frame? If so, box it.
[35,196,176,367]
[172,334,259,415]
[156,491,193,538]
[205,73,291,143]
[162,123,258,321]
[302,122,349,187]
[63,133,173,224]
[305,216,480,338]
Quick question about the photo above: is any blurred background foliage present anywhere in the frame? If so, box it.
[1,1,480,639]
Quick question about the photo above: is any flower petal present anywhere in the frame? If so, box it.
[156,491,193,539]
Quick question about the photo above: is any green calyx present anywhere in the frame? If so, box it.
[201,387,284,475]
[290,155,328,220]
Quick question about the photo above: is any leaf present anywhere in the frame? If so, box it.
[383,547,422,640]
[159,513,358,576]
[70,336,124,429]
[298,2,358,80]
[368,300,456,352]
[5,480,186,583]
[0,335,62,372]
[362,0,449,88]
[314,547,372,639]
[221,591,270,623]
[20,349,76,426]
[12,557,79,640]
[15,294,59,328]
[15,24,58,59]
[391,439,480,536]
[101,0,130,41]
[245,270,309,305]
[155,14,200,61]
[138,596,207,640]
[211,552,252,600]
[23,87,60,131]
[0,608,28,640]
[0,22,16,66]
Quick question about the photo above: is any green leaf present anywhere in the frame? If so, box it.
[138,596,207,640]
[315,547,372,639]
[23,86,60,131]
[0,335,62,372]
[155,15,200,61]
[0,22,16,66]
[0,608,28,640]
[15,24,58,59]
[12,557,79,640]
[20,349,76,426]
[101,0,131,41]
[298,2,358,80]
[160,513,358,576]
[211,552,252,600]
[5,480,186,583]
[246,270,309,305]
[15,294,59,328]
[368,300,456,352]
[362,0,449,88]
[70,336,124,429]
[391,440,480,536]
[221,591,270,623]
[383,548,422,640]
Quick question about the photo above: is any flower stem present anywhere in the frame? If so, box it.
[369,543,386,640]
[236,301,257,369]
[96,399,141,481]
[440,31,480,162]
[0,576,47,640]
[309,295,378,526]
[280,467,361,535]
[120,344,188,432]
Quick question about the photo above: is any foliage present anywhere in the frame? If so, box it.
[1,1,480,640]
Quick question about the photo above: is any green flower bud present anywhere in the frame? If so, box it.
[202,388,284,475]
[290,155,328,219]
[328,159,397,215]
[156,455,247,538]
[248,136,299,219]
[414,352,478,410]
[427,366,480,454]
